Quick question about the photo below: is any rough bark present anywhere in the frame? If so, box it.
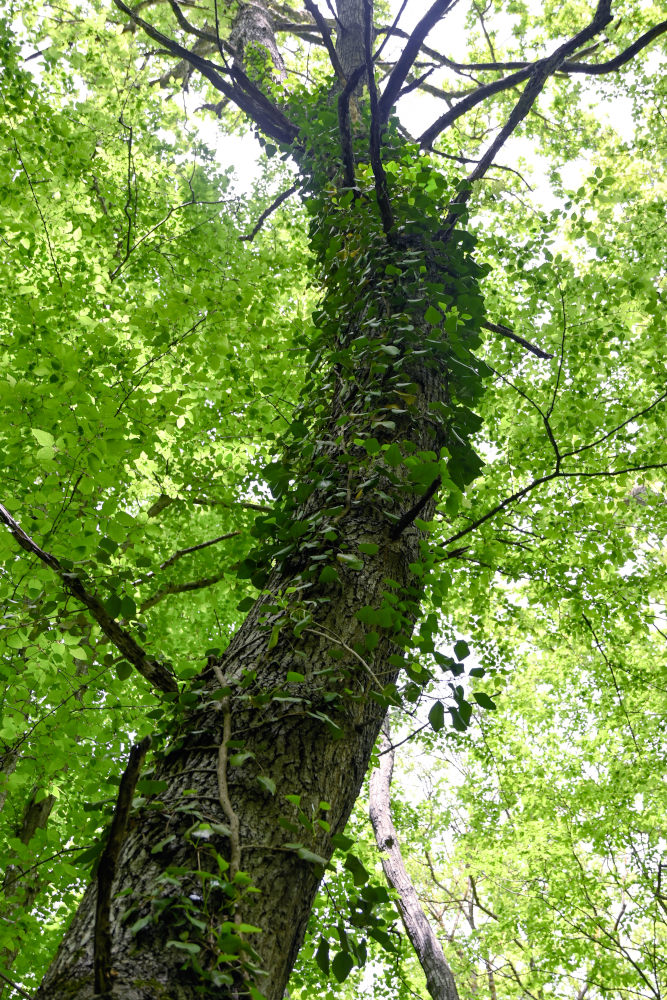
[35,3,478,997]
[369,728,459,1000]
[335,0,368,79]
[37,303,459,1000]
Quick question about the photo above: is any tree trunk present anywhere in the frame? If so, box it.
[369,727,459,1000]
[36,1,485,995]
[36,288,468,1000]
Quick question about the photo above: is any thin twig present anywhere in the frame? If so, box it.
[582,614,639,752]
[13,140,62,286]
[0,971,33,1000]
[139,570,227,612]
[160,531,241,570]
[240,182,299,241]
[304,626,384,691]
[546,287,567,419]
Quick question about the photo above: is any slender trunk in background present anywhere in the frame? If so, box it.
[369,727,460,1000]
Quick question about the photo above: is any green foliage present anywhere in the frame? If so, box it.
[1,0,666,996]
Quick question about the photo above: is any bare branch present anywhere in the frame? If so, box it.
[379,0,459,122]
[303,0,345,81]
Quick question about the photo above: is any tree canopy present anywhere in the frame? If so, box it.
[0,1,665,998]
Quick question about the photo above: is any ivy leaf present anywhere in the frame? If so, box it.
[256,776,276,795]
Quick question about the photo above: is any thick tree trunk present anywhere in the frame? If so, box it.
[36,2,483,995]
[37,318,455,999]
[369,728,460,1000]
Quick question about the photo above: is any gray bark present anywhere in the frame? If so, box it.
[369,728,460,1000]
[336,0,368,78]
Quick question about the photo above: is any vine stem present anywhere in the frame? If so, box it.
[212,662,242,880]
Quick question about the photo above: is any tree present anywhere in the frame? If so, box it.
[0,1,665,998]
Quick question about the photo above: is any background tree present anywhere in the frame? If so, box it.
[0,1,665,998]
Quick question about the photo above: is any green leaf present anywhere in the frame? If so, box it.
[331,950,354,982]
[257,776,276,795]
[454,639,470,660]
[31,428,55,447]
[429,700,445,732]
[344,853,370,886]
[296,847,329,866]
[336,553,364,571]
[319,565,340,584]
[473,692,497,710]
[315,936,330,975]
[116,661,132,681]
[424,304,442,325]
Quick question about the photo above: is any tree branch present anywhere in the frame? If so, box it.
[0,502,178,695]
[441,461,666,550]
[160,531,241,571]
[94,737,151,997]
[439,0,614,235]
[419,65,534,148]
[111,0,298,145]
[391,476,442,540]
[139,570,227,612]
[337,64,366,189]
[364,0,393,235]
[419,3,658,151]
[240,182,299,241]
[303,0,345,81]
[481,320,554,359]
[370,725,460,1000]
[379,0,459,122]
